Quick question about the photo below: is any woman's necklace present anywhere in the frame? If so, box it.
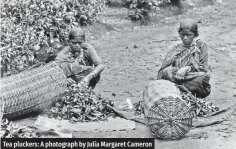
[77,49,86,65]
[183,44,192,48]
[70,47,86,65]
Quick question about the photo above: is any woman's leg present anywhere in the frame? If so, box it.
[70,68,100,89]
[160,66,177,82]
[160,66,211,98]
[57,62,100,89]
[182,75,211,98]
[89,75,100,89]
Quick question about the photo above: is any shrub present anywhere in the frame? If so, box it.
[123,0,171,21]
[0,0,106,77]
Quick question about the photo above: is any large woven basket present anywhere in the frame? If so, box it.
[0,101,3,121]
[0,61,67,119]
[143,80,194,140]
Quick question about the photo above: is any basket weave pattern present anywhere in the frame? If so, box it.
[0,62,67,119]
[0,102,3,121]
[143,80,194,140]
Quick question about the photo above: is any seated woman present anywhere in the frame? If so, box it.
[157,19,211,98]
[54,27,105,89]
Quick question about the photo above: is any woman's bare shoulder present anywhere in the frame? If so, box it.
[196,39,207,47]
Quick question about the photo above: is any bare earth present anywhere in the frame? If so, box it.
[14,0,236,148]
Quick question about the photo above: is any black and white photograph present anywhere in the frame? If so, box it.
[0,0,236,149]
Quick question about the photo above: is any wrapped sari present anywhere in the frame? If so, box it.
[55,43,101,89]
[157,39,211,98]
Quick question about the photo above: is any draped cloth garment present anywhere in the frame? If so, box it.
[55,42,102,89]
[157,39,211,98]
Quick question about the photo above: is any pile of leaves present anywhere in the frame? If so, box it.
[123,0,171,21]
[133,101,145,116]
[0,0,106,77]
[0,119,40,138]
[0,119,66,138]
[44,83,117,123]
[178,85,220,117]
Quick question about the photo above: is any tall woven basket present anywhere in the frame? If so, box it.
[143,80,194,140]
[0,61,68,119]
[0,101,3,121]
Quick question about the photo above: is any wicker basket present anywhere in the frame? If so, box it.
[143,80,194,140]
[0,102,3,121]
[0,61,67,119]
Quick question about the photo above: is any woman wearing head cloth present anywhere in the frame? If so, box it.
[157,19,211,98]
[55,27,105,89]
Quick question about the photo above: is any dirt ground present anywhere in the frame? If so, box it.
[14,0,236,148]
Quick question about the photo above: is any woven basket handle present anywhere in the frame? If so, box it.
[26,62,46,71]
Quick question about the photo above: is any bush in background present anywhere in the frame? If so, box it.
[0,0,106,77]
[123,0,171,21]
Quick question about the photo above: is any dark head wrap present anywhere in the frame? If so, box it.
[68,27,85,41]
[178,19,199,36]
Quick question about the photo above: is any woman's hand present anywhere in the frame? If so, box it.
[67,78,76,85]
[80,74,93,87]
[175,66,191,80]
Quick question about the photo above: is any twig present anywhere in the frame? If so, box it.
[151,39,179,43]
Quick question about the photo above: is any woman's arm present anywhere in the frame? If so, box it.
[157,45,179,79]
[197,40,209,72]
[84,43,105,80]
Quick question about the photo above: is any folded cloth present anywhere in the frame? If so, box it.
[192,104,236,127]
[34,115,135,133]
[110,103,236,128]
